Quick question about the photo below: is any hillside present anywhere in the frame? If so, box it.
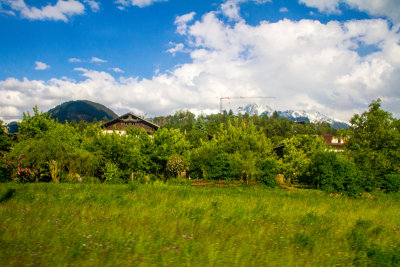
[48,100,118,123]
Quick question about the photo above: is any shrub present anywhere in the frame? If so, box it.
[382,174,400,193]
[103,162,120,183]
[204,152,240,181]
[302,151,363,196]
[0,154,38,183]
[258,158,279,187]
[0,154,12,182]
[166,155,188,178]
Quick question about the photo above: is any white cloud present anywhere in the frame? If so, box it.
[300,0,400,25]
[175,12,196,35]
[299,0,341,13]
[280,7,288,12]
[111,67,124,73]
[1,6,400,122]
[68,57,82,63]
[83,0,100,12]
[90,57,107,63]
[34,61,50,70]
[3,0,85,22]
[0,2,16,16]
[221,0,243,21]
[220,0,271,21]
[115,0,167,9]
[167,42,189,56]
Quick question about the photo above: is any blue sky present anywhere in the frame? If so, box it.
[0,0,399,121]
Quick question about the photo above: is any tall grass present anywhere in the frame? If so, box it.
[0,183,400,266]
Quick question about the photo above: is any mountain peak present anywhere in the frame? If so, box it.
[48,100,118,123]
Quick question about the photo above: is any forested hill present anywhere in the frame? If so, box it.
[48,100,118,123]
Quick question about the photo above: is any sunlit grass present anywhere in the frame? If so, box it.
[0,183,400,266]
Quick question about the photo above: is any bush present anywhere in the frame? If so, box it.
[166,155,188,178]
[302,151,363,196]
[258,158,279,187]
[103,162,121,183]
[382,174,400,193]
[204,152,240,181]
[0,154,38,183]
[0,154,12,182]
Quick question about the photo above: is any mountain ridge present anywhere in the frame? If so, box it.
[236,103,350,129]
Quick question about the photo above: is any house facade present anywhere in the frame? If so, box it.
[102,112,160,134]
[322,134,346,152]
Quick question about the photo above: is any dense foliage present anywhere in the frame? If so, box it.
[301,151,363,196]
[345,99,400,191]
[1,100,399,195]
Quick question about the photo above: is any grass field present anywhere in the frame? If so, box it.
[1,182,400,266]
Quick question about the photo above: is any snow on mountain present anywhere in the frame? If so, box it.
[237,103,273,116]
[235,104,350,129]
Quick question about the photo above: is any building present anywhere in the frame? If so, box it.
[322,134,346,151]
[102,112,160,134]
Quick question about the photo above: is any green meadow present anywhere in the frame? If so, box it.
[1,183,400,266]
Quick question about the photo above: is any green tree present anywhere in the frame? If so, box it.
[302,151,363,196]
[18,106,56,139]
[11,121,101,182]
[0,120,12,152]
[189,120,275,182]
[152,128,190,175]
[83,128,149,180]
[258,158,280,187]
[281,135,325,183]
[346,99,400,190]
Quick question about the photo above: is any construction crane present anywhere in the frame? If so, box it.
[218,96,276,113]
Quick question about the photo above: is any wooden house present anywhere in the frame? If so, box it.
[102,112,160,134]
[322,134,346,147]
[322,134,346,152]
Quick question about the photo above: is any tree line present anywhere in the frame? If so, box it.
[1,99,399,195]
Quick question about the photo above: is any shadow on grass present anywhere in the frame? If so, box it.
[0,188,16,203]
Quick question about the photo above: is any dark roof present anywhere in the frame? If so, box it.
[102,112,160,130]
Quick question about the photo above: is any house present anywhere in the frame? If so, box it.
[323,134,345,146]
[102,112,160,134]
[322,134,346,152]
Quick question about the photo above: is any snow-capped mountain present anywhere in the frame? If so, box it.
[237,103,274,116]
[235,104,350,129]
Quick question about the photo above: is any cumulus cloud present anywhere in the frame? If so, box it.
[221,0,243,21]
[115,0,167,9]
[1,4,400,122]
[90,56,107,63]
[3,0,85,22]
[300,0,400,25]
[175,12,196,35]
[34,61,50,70]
